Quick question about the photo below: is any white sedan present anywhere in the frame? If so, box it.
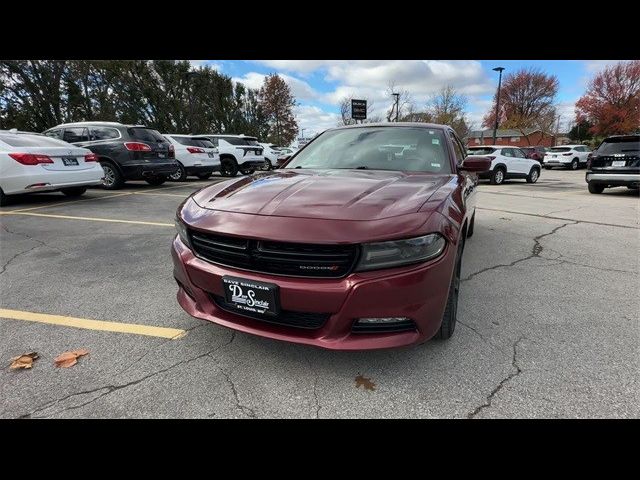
[0,130,104,206]
[163,135,221,181]
[543,145,591,170]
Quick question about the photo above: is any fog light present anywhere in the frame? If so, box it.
[357,317,411,324]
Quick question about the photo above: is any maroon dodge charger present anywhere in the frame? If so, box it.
[172,123,490,350]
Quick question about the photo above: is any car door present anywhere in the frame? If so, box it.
[500,148,516,174]
[576,146,590,164]
[512,147,532,173]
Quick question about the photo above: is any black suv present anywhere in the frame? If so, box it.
[43,122,179,189]
[586,135,640,194]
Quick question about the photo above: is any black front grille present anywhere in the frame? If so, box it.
[352,319,417,334]
[189,230,358,278]
[211,294,329,329]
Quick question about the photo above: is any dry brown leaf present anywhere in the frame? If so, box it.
[355,374,376,391]
[54,349,89,368]
[10,352,39,370]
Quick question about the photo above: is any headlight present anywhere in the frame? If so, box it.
[175,216,191,248]
[355,233,446,272]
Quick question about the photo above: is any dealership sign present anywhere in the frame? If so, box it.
[351,99,367,120]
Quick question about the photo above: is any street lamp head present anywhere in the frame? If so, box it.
[493,67,505,73]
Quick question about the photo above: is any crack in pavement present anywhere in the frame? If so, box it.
[302,352,322,419]
[467,337,524,419]
[218,367,257,419]
[457,320,508,355]
[462,221,577,283]
[477,207,638,230]
[1,223,71,255]
[18,337,231,419]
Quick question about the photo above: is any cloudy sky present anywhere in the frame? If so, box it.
[190,60,618,136]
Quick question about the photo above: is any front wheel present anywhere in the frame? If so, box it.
[434,237,463,340]
[571,159,579,170]
[544,165,552,170]
[588,182,605,194]
[145,175,167,186]
[168,163,187,182]
[61,187,87,197]
[490,168,505,185]
[526,168,540,183]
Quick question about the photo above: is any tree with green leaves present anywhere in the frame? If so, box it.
[258,74,298,146]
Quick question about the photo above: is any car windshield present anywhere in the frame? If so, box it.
[468,147,496,155]
[597,137,640,155]
[285,127,451,173]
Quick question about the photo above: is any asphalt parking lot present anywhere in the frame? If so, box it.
[1,169,638,419]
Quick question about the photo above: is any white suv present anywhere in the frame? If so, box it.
[163,135,220,181]
[259,143,281,170]
[198,134,265,177]
[467,145,541,185]
[543,145,591,170]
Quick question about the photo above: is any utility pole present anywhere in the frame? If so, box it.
[492,67,505,145]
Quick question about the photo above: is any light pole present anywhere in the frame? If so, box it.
[392,93,400,122]
[492,67,505,145]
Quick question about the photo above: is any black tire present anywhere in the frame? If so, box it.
[626,185,639,190]
[490,167,505,185]
[434,237,463,340]
[196,172,212,180]
[61,187,87,197]
[588,182,605,194]
[145,175,167,186]
[220,158,238,177]
[570,159,579,170]
[544,165,552,170]
[0,188,7,207]
[240,169,255,175]
[100,161,124,190]
[168,163,187,182]
[467,212,475,238]
[526,167,540,183]
[260,159,272,171]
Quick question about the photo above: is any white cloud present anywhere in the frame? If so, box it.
[255,60,336,74]
[232,72,319,100]
[555,101,577,132]
[188,60,221,71]
[294,105,341,134]
[583,60,620,73]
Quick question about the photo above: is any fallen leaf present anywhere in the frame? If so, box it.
[10,352,39,370]
[355,374,376,391]
[54,349,89,368]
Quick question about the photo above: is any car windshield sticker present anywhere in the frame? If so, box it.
[432,139,439,145]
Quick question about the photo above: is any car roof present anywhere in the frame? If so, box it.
[49,121,147,129]
[552,144,585,148]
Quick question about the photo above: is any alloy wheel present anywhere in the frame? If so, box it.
[102,165,115,187]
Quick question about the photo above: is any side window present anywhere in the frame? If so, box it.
[502,148,513,158]
[89,127,119,141]
[211,138,218,147]
[63,127,89,143]
[45,129,63,140]
[448,131,466,165]
[514,148,527,158]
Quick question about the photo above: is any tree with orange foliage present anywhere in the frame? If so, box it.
[482,68,559,145]
[575,60,640,137]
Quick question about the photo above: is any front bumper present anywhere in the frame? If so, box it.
[120,161,180,180]
[171,236,455,350]
[586,172,640,187]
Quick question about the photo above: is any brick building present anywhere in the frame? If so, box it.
[466,128,556,147]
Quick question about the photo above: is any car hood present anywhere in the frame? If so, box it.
[192,169,451,221]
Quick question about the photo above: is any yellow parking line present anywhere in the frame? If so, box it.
[0,211,173,227]
[132,192,191,198]
[0,308,186,339]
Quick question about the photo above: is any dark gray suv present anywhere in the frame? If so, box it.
[43,122,179,189]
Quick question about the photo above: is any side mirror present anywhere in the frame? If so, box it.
[459,155,492,173]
